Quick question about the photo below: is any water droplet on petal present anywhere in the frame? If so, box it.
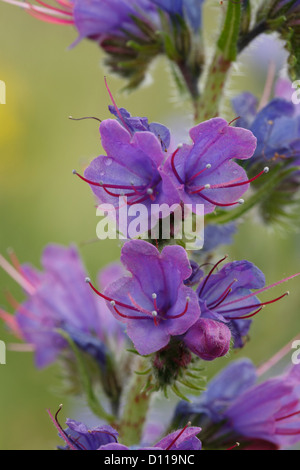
[105,158,113,167]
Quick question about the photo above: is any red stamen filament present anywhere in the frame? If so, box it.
[217,273,300,309]
[219,292,289,318]
[112,304,152,321]
[276,410,300,422]
[189,164,211,183]
[199,255,228,297]
[194,192,244,207]
[33,0,73,15]
[208,287,233,310]
[104,77,132,135]
[228,116,241,126]
[86,279,141,313]
[226,442,240,450]
[171,146,184,184]
[165,298,190,319]
[165,422,191,450]
[47,406,78,451]
[205,168,269,191]
[228,306,264,321]
[73,170,147,191]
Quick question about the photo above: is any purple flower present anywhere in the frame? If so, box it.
[51,410,202,450]
[164,118,258,214]
[101,426,202,450]
[192,257,299,349]
[153,0,205,31]
[108,106,171,152]
[0,245,123,368]
[196,258,266,349]
[174,359,300,449]
[86,240,201,355]
[183,318,231,361]
[72,0,159,44]
[47,410,119,451]
[201,223,237,253]
[75,118,179,234]
[232,86,300,166]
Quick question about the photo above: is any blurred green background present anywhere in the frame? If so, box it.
[0,1,300,450]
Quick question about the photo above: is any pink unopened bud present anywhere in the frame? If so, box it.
[183,318,231,361]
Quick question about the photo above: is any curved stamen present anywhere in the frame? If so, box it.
[204,167,269,191]
[104,77,132,136]
[226,442,240,450]
[112,303,152,321]
[126,195,150,206]
[228,116,241,127]
[276,410,300,422]
[33,0,73,15]
[0,253,36,295]
[73,170,147,191]
[220,292,289,318]
[101,185,136,198]
[171,145,184,184]
[69,116,102,123]
[219,274,300,309]
[165,422,191,450]
[227,306,264,321]
[28,9,74,24]
[208,280,237,310]
[128,293,154,317]
[86,278,141,313]
[198,255,228,297]
[196,192,244,207]
[47,406,78,451]
[189,163,212,183]
[165,297,190,319]
[0,308,23,339]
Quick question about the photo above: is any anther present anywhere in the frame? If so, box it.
[264,167,270,173]
[147,188,154,195]
[152,293,157,299]
[238,199,244,205]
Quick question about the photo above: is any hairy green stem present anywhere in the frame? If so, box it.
[118,357,153,446]
[197,2,241,122]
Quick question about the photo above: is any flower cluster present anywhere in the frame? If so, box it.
[173,359,300,450]
[2,0,300,453]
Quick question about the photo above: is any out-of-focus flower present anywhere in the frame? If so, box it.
[0,244,124,368]
[152,0,204,32]
[50,409,202,450]
[173,359,300,450]
[2,0,205,90]
[201,223,237,253]
[164,118,259,214]
[232,87,300,166]
[86,240,201,356]
[256,0,300,80]
[232,81,300,226]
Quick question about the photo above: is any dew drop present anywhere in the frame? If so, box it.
[105,158,113,167]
